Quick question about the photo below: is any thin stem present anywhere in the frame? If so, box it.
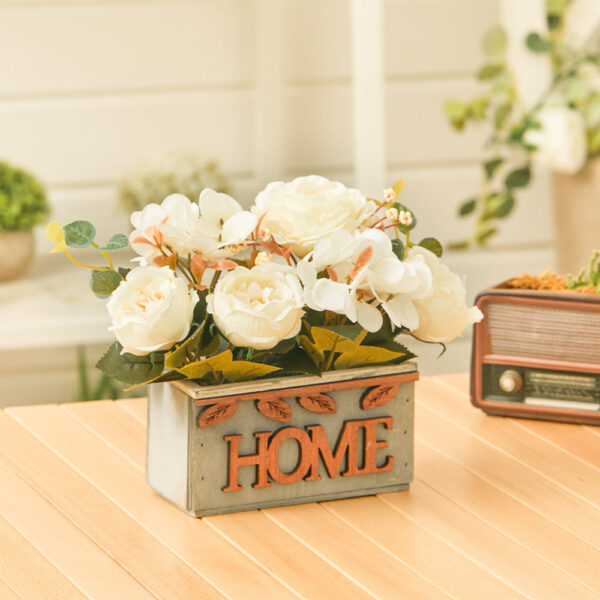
[63,248,110,271]
[322,338,339,371]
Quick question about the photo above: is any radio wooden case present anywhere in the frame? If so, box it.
[471,285,600,425]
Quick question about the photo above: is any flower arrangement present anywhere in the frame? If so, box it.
[0,160,49,232]
[47,175,482,389]
[444,0,600,246]
[118,150,230,214]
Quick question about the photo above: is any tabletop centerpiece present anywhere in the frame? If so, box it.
[47,175,482,516]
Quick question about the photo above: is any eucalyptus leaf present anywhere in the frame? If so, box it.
[482,26,507,57]
[99,233,129,251]
[494,103,512,129]
[484,158,503,180]
[482,193,515,219]
[475,222,498,244]
[391,238,405,260]
[89,269,122,298]
[477,64,503,81]
[443,100,468,130]
[418,237,443,257]
[64,220,96,248]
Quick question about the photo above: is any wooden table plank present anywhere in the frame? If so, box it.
[59,401,448,600]
[420,378,600,508]
[0,458,156,600]
[116,398,147,425]
[0,513,87,600]
[381,483,600,600]
[264,503,452,600]
[323,495,527,600]
[414,439,600,592]
[0,577,22,600]
[413,384,600,550]
[6,404,303,600]
[0,411,226,600]
[441,373,600,470]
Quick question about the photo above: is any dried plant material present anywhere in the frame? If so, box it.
[506,268,569,291]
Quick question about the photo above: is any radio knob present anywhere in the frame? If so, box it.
[499,369,523,393]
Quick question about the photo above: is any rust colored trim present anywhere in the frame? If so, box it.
[194,371,418,407]
[482,354,600,375]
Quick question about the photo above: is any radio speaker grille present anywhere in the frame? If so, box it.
[487,302,600,365]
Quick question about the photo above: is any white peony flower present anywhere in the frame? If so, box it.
[408,246,483,343]
[298,228,433,332]
[129,193,204,263]
[196,189,257,258]
[129,190,257,264]
[207,264,304,350]
[107,266,198,356]
[525,107,587,174]
[252,175,376,257]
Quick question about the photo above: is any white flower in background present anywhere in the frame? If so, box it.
[252,175,376,257]
[207,264,304,350]
[525,107,587,174]
[408,246,483,343]
[107,266,198,356]
[298,228,432,332]
[196,189,257,258]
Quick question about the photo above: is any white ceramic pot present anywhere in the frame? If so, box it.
[0,230,34,281]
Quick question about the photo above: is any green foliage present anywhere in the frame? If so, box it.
[96,342,165,385]
[505,166,531,189]
[99,234,129,251]
[0,161,49,232]
[567,250,600,292]
[391,238,405,260]
[64,220,96,248]
[418,237,443,257]
[482,26,507,57]
[484,159,503,180]
[90,269,122,298]
[458,198,477,216]
[525,32,554,53]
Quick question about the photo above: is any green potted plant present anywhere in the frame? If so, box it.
[0,160,49,281]
[443,0,600,272]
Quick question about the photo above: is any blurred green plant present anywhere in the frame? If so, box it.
[118,150,230,214]
[567,250,600,292]
[443,0,600,247]
[0,161,49,232]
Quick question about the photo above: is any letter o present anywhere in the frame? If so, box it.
[267,427,312,484]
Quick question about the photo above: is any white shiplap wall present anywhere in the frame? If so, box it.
[0,0,554,404]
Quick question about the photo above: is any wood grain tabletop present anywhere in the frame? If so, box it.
[0,373,599,599]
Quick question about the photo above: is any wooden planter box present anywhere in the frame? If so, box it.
[146,363,418,517]
[471,286,600,425]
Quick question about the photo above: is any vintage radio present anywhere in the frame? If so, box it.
[471,285,600,425]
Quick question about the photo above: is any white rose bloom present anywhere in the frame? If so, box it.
[107,266,198,356]
[298,228,433,332]
[408,247,483,343]
[207,264,304,350]
[525,107,587,174]
[252,175,376,257]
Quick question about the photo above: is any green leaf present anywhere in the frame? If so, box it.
[266,347,322,377]
[459,198,477,216]
[99,233,129,251]
[546,0,571,16]
[547,14,561,30]
[482,193,515,220]
[583,96,600,128]
[123,369,186,392]
[475,222,498,245]
[443,100,468,130]
[484,158,503,180]
[525,32,553,53]
[393,203,417,231]
[64,220,96,248]
[118,267,131,279]
[482,26,507,56]
[96,342,165,385]
[176,350,280,383]
[334,344,406,370]
[505,166,531,189]
[418,237,443,257]
[468,97,488,120]
[89,269,122,298]
[391,238,405,261]
[477,64,503,80]
[164,323,220,369]
[494,103,512,129]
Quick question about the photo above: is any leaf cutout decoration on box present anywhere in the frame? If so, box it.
[198,402,238,428]
[256,398,292,423]
[297,393,337,414]
[360,384,400,410]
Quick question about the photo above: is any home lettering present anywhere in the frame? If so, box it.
[222,417,394,492]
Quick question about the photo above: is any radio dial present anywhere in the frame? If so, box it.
[499,370,523,393]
